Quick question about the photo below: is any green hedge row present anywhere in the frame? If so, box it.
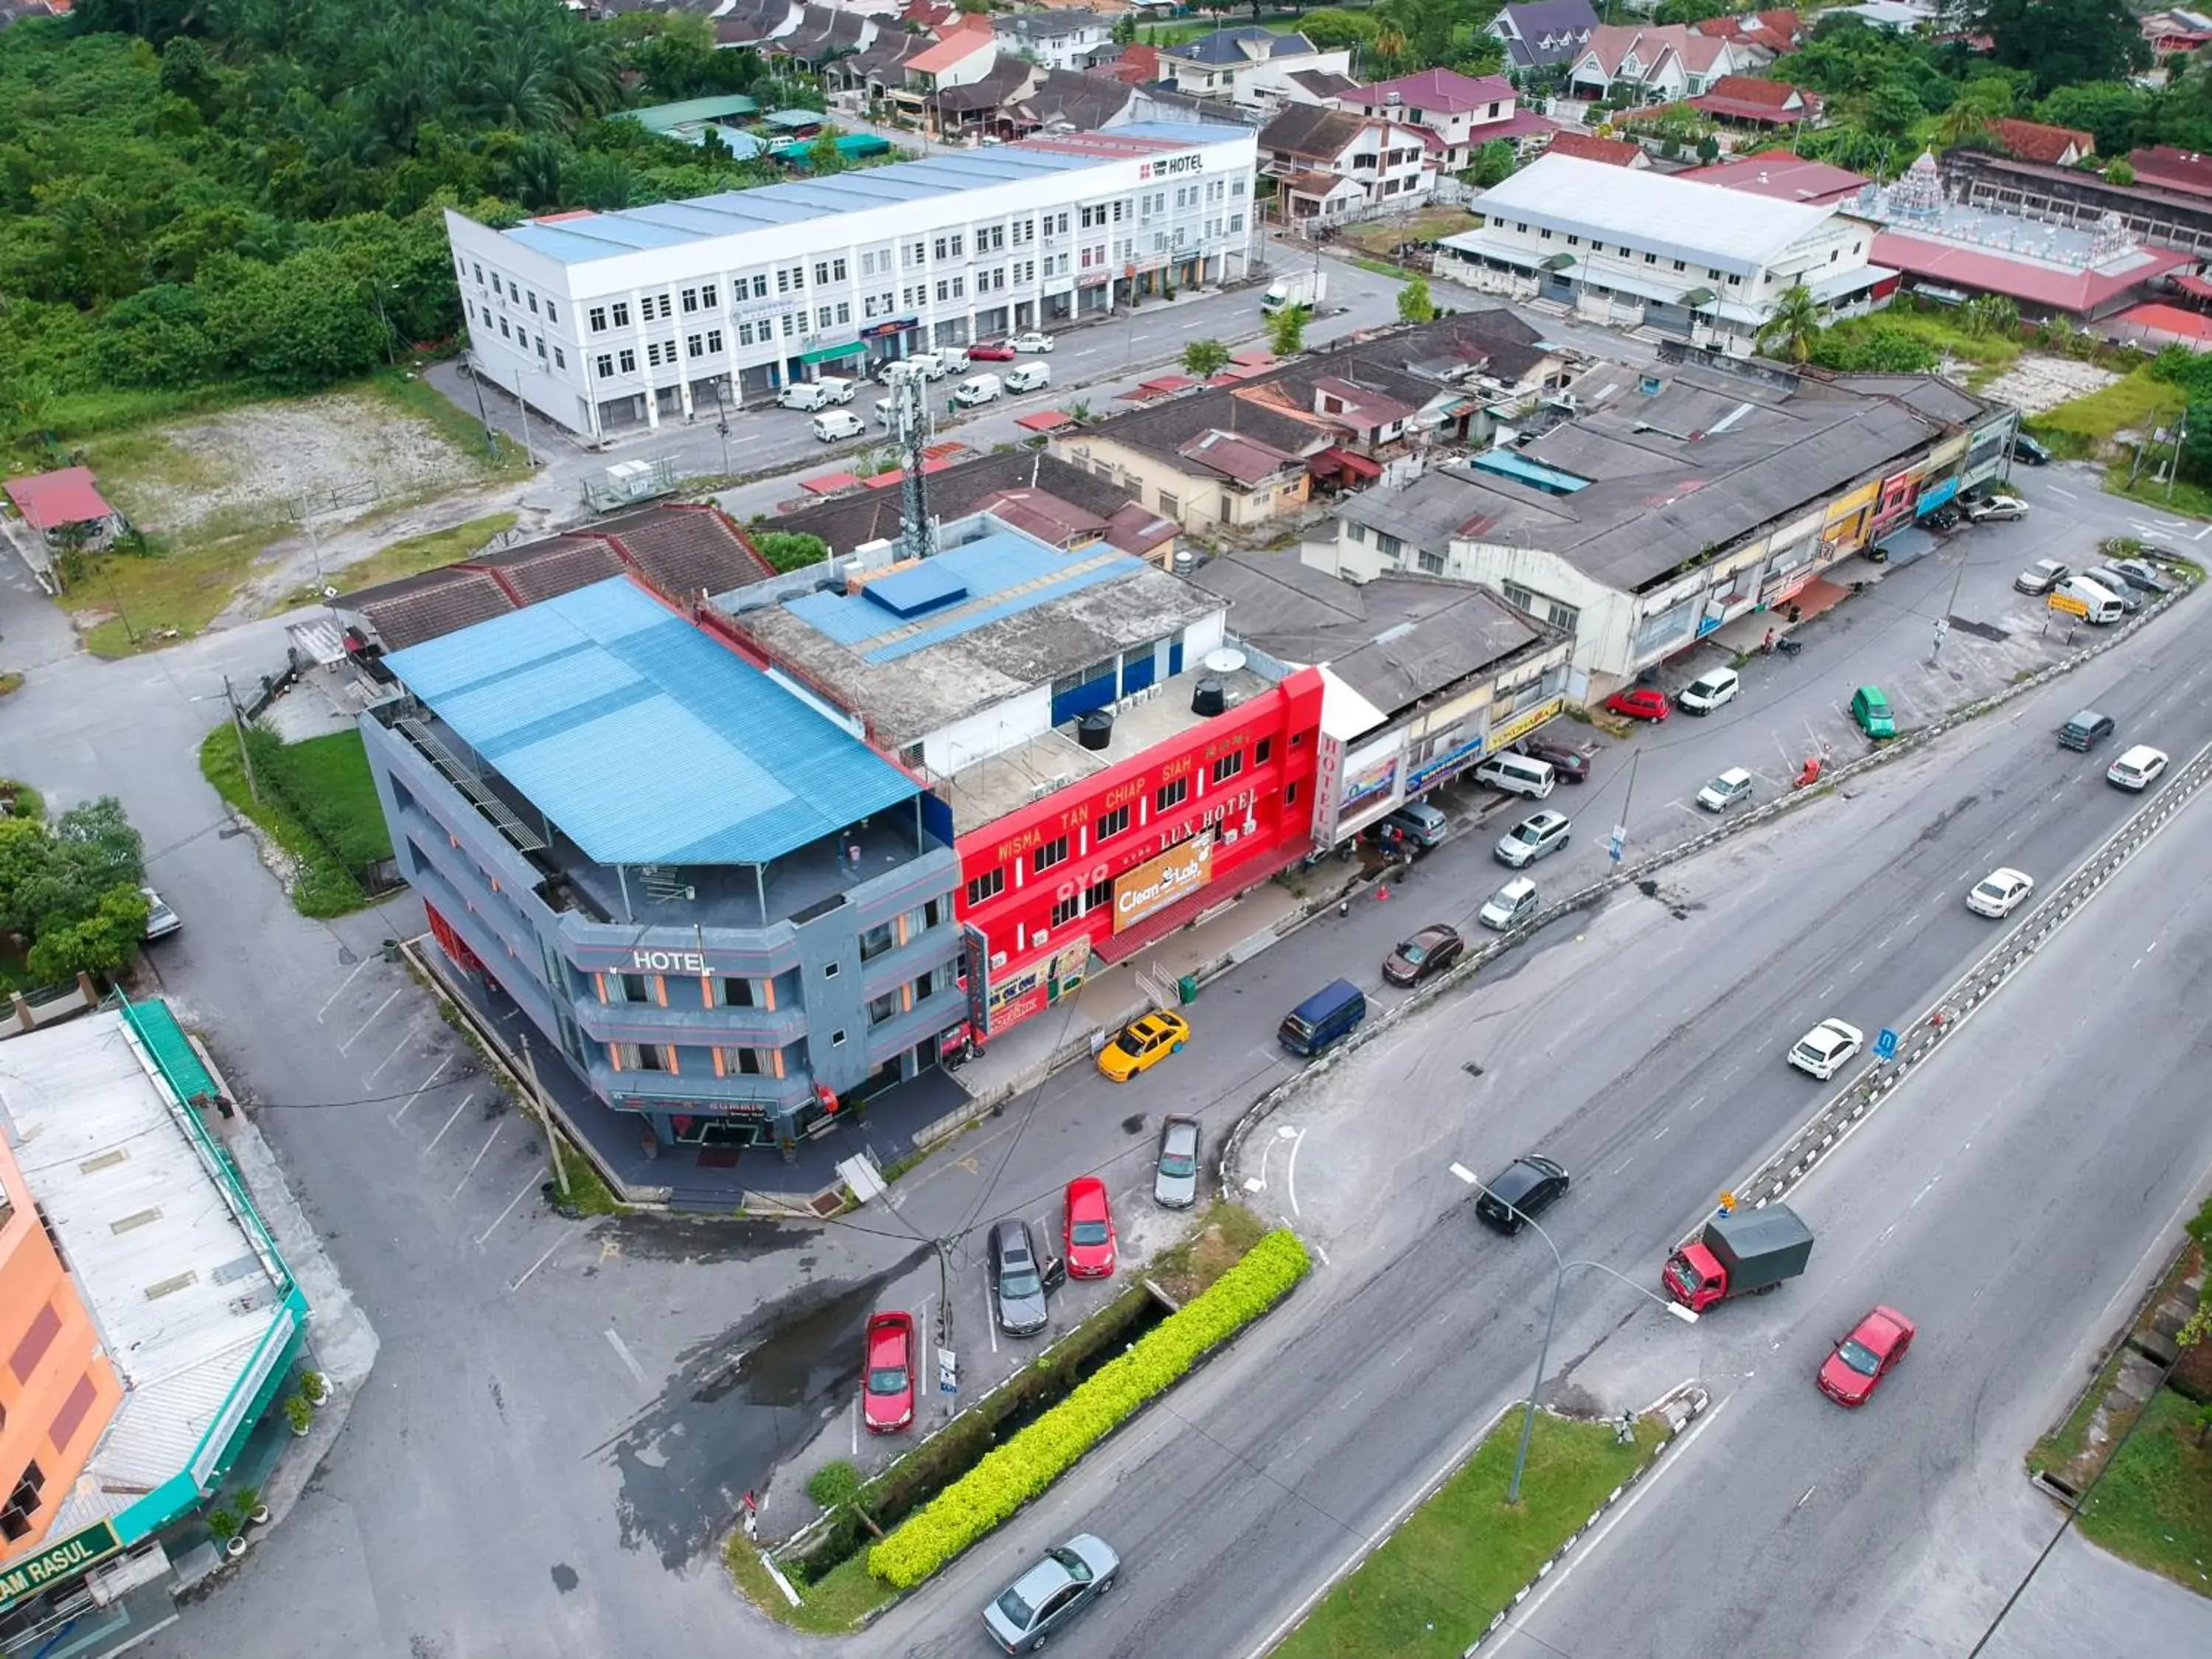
[867,1228,1311,1589]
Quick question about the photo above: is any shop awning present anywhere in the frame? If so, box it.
[2171,272,2212,301]
[800,339,867,365]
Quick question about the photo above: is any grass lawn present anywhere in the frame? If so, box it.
[2101,462,2212,522]
[2028,366,2185,455]
[279,509,518,611]
[199,726,393,918]
[2076,1386,2212,1593]
[726,1542,894,1636]
[1348,256,1413,282]
[1342,209,1481,256]
[1273,1411,1666,1659]
[67,503,296,658]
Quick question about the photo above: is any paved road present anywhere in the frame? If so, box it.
[1495,765,2212,1659]
[859,570,2212,1656]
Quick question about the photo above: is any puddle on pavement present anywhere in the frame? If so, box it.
[604,1212,821,1265]
[608,1243,930,1570]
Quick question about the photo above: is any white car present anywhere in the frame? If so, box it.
[1696,768,1755,812]
[1495,809,1571,869]
[1478,877,1540,931]
[1788,1018,1865,1080]
[140,886,181,940]
[2107,744,2168,791]
[1966,494,2028,523]
[1966,866,2035,919]
[1677,667,1740,715]
[1007,332,1055,354]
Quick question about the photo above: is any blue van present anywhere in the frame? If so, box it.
[1278,978,1367,1058]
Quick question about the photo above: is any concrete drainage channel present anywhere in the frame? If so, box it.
[1217,572,2197,1197]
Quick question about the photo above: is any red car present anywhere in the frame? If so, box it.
[1063,1177,1118,1278]
[966,341,1016,361]
[1818,1305,1916,1407]
[1604,686,1671,722]
[861,1310,917,1433]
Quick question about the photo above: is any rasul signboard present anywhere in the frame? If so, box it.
[1113,835,1214,933]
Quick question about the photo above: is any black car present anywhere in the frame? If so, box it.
[2013,431,2051,465]
[1516,739,1589,783]
[988,1218,1051,1337]
[1473,1155,1571,1235]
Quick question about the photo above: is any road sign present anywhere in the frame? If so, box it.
[2048,591,2089,619]
[938,1347,958,1395]
[1608,826,1627,863]
[1874,1026,1899,1062]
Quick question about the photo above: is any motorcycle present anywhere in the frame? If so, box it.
[1773,635,1803,658]
[1794,756,1824,790]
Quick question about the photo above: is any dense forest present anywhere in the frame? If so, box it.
[0,0,798,438]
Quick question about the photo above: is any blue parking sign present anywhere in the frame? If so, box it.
[1874,1027,1899,1061]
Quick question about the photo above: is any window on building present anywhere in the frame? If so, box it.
[1050,894,1081,927]
[1155,776,1189,813]
[0,1461,46,1542]
[1211,750,1245,785]
[1346,521,1366,543]
[716,976,755,1008]
[473,262,484,283]
[1254,737,1273,766]
[1376,532,1403,558]
[924,895,950,929]
[610,301,631,327]
[1286,781,1300,806]
[722,1046,768,1074]
[554,348,566,369]
[748,274,769,299]
[8,1304,59,1382]
[1032,835,1069,874]
[1096,803,1130,841]
[860,921,896,961]
[1158,489,1180,518]
[966,867,1005,905]
[1084,876,1112,913]
[821,961,840,979]
[594,353,613,377]
[835,302,851,324]
[830,1029,847,1047]
[526,291,538,313]
[613,972,649,1004]
[619,347,637,372]
[706,329,723,352]
[1417,549,1445,575]
[867,990,900,1026]
[498,318,510,338]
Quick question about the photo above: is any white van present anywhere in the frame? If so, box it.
[777,376,855,411]
[2059,576,2126,625]
[1472,753,1557,799]
[950,372,1004,408]
[1004,361,1051,394]
[811,409,866,442]
[895,349,957,380]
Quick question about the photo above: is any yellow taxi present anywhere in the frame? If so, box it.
[1096,1009,1192,1082]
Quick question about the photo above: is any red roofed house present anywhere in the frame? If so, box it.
[1985,117,2094,167]
[1686,154,1870,207]
[1337,67,1556,169]
[1690,8,1805,64]
[1689,74,1821,129]
[1565,24,1739,105]
[2125,145,2212,200]
[1544,130,1649,169]
[2141,10,2212,60]
[3,466,125,552]
[2109,300,2212,352]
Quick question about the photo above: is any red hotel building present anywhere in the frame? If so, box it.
[956,667,1325,1036]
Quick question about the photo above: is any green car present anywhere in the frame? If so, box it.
[1850,685,1896,740]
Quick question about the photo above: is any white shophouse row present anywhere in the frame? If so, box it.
[447,124,1259,439]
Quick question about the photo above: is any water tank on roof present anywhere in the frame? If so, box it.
[1192,678,1226,717]
[1077,711,1114,751]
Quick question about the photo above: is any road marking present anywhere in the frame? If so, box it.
[1817,983,1834,999]
[2197,521,2212,543]
[476,1170,539,1245]
[1877,933,1896,950]
[604,1328,650,1388]
[362,1026,419,1086]
[1846,959,1863,974]
[1797,1485,1818,1509]
[422,1093,475,1157]
[1685,1094,1706,1113]
[2048,484,2077,499]
[1652,1124,1671,1140]
[314,959,372,1023]
[1909,1174,1939,1208]
[1613,1155,1635,1175]
[1312,1240,1330,1267]
[337,989,402,1055]
[508,1222,583,1293]
[1284,1126,1306,1218]
[2147,939,2159,953]
[389,1056,453,1126]
[451,1121,506,1201]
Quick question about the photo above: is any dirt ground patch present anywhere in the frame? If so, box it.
[1980,354,2124,417]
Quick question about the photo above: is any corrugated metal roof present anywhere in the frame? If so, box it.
[0,1007,294,1505]
[386,578,918,866]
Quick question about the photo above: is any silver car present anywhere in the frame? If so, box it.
[984,1534,1119,1653]
[988,1218,1050,1338]
[1495,809,1571,869]
[140,886,181,939]
[1155,1115,1200,1208]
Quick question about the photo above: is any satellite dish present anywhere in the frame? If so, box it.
[1203,647,1246,674]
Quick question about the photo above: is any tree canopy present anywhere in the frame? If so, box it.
[0,797,151,984]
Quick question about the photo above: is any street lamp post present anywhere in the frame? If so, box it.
[710,378,734,478]
[1447,1162,1697,1505]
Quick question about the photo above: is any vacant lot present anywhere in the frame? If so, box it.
[200,726,394,917]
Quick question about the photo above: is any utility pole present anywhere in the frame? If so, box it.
[465,352,499,463]
[223,675,259,803]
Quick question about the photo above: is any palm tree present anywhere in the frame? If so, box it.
[1757,282,1823,365]
[1937,102,1991,148]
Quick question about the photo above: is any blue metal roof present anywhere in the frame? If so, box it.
[785,533,1141,664]
[502,126,1247,265]
[386,579,918,867]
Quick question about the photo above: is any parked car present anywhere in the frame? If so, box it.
[1788,1018,1865,1080]
[966,341,1017,361]
[1006,331,1056,354]
[811,409,867,442]
[1495,808,1571,869]
[2081,566,2144,611]
[2014,558,2069,596]
[1063,1176,1117,1278]
[1155,1116,1200,1208]
[872,399,897,428]
[1604,685,1671,722]
[860,1310,916,1433]
[2012,431,2051,465]
[1696,768,1755,813]
[1677,666,1740,715]
[1096,1009,1189,1082]
[1965,866,2035,919]
[1473,1155,1571,1235]
[1478,877,1540,932]
[1004,361,1051,394]
[1372,800,1449,851]
[140,886,181,940]
[983,1534,1119,1654]
[1515,738,1587,782]
[2107,744,2168,790]
[1383,923,1464,987]
[2106,557,2172,596]
[1964,493,2027,523]
[1818,1306,1916,1407]
[1850,685,1896,740]
[987,1218,1051,1338]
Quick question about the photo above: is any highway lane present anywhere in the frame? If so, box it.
[855,566,2212,1655]
[1497,758,2212,1659]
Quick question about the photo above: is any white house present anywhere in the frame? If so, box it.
[992,11,1114,72]
[1564,23,1738,104]
[448,124,1259,438]
[1336,67,1557,170]
[1158,27,1352,111]
[1259,105,1436,224]
[1437,155,1893,355]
